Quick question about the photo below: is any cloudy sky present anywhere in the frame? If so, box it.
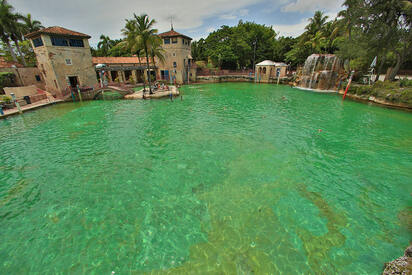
[10,0,344,46]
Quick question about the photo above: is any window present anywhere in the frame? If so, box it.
[51,36,69,46]
[173,62,177,68]
[182,39,185,44]
[35,75,41,82]
[164,38,170,44]
[65,59,72,65]
[172,38,177,44]
[69,39,84,47]
[172,53,176,57]
[32,37,43,47]
[263,67,266,74]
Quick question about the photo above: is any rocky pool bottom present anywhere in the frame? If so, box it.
[0,83,411,274]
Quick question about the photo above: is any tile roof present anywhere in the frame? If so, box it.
[25,26,91,39]
[0,57,24,68]
[92,56,152,65]
[158,29,192,40]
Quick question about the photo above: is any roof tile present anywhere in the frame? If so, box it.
[25,26,91,39]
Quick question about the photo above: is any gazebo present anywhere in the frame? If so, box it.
[255,60,287,83]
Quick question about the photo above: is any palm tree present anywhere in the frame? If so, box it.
[306,11,328,36]
[22,13,43,34]
[0,0,18,62]
[121,19,147,93]
[97,35,115,56]
[9,19,28,66]
[132,13,158,94]
[149,36,165,80]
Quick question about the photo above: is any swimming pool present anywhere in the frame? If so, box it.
[0,83,411,273]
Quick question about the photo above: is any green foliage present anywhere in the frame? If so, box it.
[0,71,15,92]
[400,78,412,87]
[193,21,278,69]
[349,81,412,106]
[0,95,12,103]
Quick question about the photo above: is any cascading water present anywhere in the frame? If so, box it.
[297,54,343,91]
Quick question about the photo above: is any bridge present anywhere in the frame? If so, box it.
[64,86,135,101]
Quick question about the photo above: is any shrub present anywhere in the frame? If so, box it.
[399,78,412,88]
[0,72,16,93]
[1,95,12,103]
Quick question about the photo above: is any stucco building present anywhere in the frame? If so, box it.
[0,57,45,90]
[92,56,153,84]
[157,28,196,84]
[25,26,98,97]
[255,60,287,83]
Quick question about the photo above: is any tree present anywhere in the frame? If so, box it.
[22,13,43,34]
[0,0,18,62]
[149,36,165,80]
[122,14,158,94]
[97,35,115,56]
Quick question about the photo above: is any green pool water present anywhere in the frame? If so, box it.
[0,83,411,274]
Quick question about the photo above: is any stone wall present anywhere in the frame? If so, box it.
[0,67,45,89]
[157,36,192,84]
[31,34,98,97]
[196,75,254,83]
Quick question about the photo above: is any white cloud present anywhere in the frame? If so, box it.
[282,0,343,13]
[206,27,216,33]
[9,0,263,46]
[273,11,339,37]
[219,8,249,20]
[273,19,307,37]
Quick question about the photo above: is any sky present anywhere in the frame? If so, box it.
[10,0,344,46]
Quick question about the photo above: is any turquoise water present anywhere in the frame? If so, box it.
[0,83,411,274]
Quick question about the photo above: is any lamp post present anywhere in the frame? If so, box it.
[252,39,257,74]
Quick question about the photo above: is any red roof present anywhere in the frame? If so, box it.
[92,56,152,65]
[159,29,192,40]
[25,26,91,39]
[0,57,24,68]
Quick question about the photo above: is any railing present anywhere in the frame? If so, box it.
[196,68,253,76]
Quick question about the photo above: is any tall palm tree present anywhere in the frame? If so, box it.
[121,19,147,93]
[306,11,328,36]
[22,13,43,34]
[132,13,158,94]
[97,35,115,56]
[149,36,165,80]
[9,15,28,66]
[0,0,17,62]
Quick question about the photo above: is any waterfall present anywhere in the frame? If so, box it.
[308,55,319,89]
[298,54,342,91]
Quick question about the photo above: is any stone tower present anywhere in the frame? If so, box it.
[158,28,196,84]
[25,26,98,97]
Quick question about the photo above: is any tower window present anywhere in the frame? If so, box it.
[32,37,43,47]
[51,36,69,46]
[65,59,72,65]
[164,38,170,44]
[69,39,84,47]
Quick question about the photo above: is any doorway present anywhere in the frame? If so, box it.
[111,71,118,82]
[68,76,79,89]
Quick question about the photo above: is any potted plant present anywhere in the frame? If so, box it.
[1,96,14,109]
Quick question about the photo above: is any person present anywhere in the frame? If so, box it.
[0,106,4,116]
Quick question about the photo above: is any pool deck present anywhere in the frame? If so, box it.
[0,98,64,119]
[125,86,179,100]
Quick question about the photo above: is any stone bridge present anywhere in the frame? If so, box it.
[65,86,134,101]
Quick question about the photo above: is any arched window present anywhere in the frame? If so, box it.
[263,67,266,74]
[258,67,262,74]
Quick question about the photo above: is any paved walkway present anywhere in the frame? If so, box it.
[0,98,63,119]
